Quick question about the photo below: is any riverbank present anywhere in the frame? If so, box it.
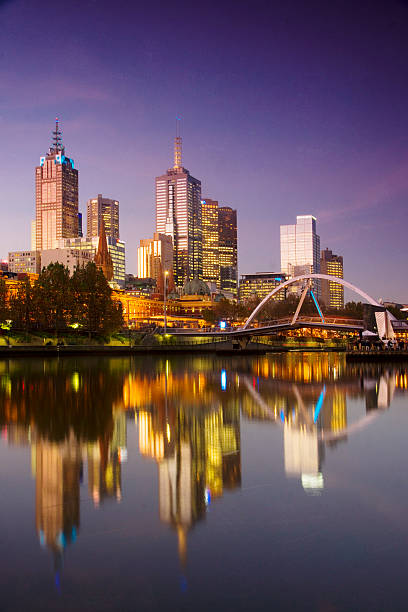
[346,350,408,362]
[0,341,349,357]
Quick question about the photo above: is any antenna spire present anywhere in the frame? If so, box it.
[174,117,182,169]
[51,117,64,153]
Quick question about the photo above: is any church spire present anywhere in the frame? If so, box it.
[173,118,182,169]
[94,220,114,281]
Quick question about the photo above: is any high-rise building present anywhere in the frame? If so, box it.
[218,206,238,297]
[35,119,79,250]
[155,132,202,286]
[280,215,320,295]
[201,199,220,288]
[320,248,344,309]
[86,194,119,240]
[137,233,173,292]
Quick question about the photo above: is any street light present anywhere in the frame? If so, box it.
[163,270,169,335]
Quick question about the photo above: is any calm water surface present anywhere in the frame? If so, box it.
[0,353,407,611]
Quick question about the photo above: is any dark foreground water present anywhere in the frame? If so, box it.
[0,353,407,612]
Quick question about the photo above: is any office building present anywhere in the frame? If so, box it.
[58,236,126,287]
[35,119,79,250]
[155,133,202,286]
[201,200,218,283]
[138,233,173,292]
[239,272,287,302]
[87,194,119,240]
[78,212,83,237]
[41,248,92,276]
[8,251,41,275]
[218,206,238,297]
[280,215,320,295]
[320,248,344,309]
[202,199,220,288]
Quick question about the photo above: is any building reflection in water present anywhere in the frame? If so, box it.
[0,353,407,573]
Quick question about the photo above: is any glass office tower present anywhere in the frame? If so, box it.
[280,215,320,295]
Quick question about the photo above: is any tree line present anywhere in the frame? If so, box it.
[0,262,123,334]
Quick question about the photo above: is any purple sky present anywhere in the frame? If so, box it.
[1,0,407,302]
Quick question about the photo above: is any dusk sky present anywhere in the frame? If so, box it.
[1,0,407,302]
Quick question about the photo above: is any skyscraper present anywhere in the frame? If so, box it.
[155,131,202,287]
[35,119,79,250]
[280,215,320,295]
[87,194,119,240]
[201,199,220,288]
[218,206,238,297]
[320,248,344,309]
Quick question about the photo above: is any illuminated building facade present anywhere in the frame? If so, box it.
[201,199,220,288]
[280,215,320,295]
[58,236,126,287]
[31,220,36,250]
[87,194,119,240]
[137,233,173,292]
[320,248,344,309]
[8,250,41,274]
[218,206,238,297]
[155,134,202,286]
[35,119,79,250]
[238,272,287,302]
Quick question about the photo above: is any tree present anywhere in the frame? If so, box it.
[9,277,35,331]
[0,278,9,323]
[33,263,73,332]
[71,262,123,333]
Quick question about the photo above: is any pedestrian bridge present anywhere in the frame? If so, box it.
[169,274,380,338]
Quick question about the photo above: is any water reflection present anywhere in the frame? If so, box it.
[0,352,407,577]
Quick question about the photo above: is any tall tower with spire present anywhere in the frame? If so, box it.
[35,119,79,250]
[155,122,202,287]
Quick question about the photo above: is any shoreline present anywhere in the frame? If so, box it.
[0,342,346,357]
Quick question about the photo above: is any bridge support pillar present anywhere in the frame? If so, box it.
[232,336,251,350]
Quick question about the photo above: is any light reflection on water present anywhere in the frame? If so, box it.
[0,352,407,611]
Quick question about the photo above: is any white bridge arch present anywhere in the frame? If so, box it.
[242,274,381,330]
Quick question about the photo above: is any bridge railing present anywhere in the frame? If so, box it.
[242,315,363,330]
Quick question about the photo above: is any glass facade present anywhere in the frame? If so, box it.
[201,199,220,287]
[86,194,120,240]
[35,123,79,250]
[156,137,202,287]
[218,206,238,297]
[239,273,287,302]
[320,249,344,309]
[280,215,320,295]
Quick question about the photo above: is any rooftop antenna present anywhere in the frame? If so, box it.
[51,117,64,153]
[174,117,182,169]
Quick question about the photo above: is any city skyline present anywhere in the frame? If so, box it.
[1,0,407,301]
